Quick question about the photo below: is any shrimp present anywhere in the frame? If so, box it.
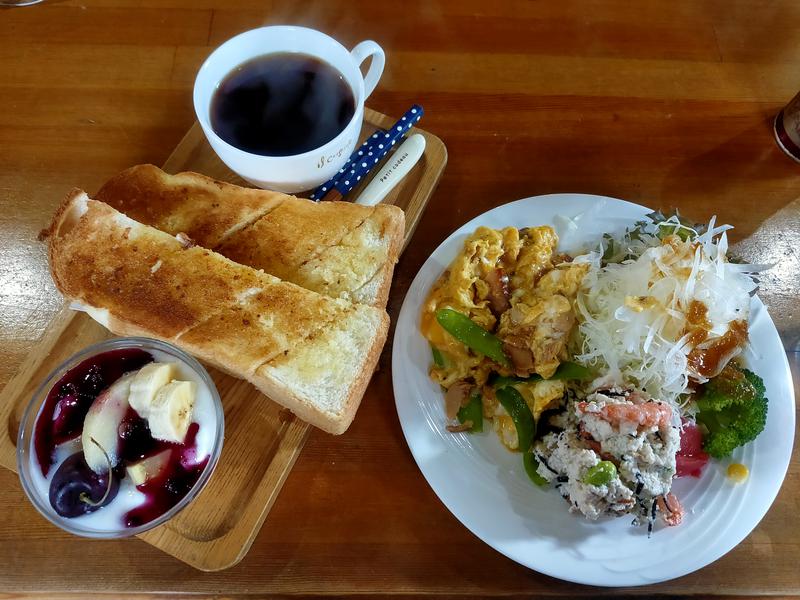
[657,493,684,526]
[577,424,617,462]
[577,400,672,429]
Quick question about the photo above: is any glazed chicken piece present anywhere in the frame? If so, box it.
[500,294,574,378]
[499,262,589,378]
[422,222,589,385]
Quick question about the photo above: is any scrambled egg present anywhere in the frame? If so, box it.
[499,262,589,379]
[421,223,590,451]
[420,226,513,388]
[422,225,588,385]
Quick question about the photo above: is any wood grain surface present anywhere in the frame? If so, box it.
[0,108,445,571]
[0,0,798,597]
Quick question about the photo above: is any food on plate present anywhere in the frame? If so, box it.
[95,164,405,308]
[421,225,588,389]
[45,190,389,434]
[532,387,681,528]
[674,420,708,478]
[576,213,755,403]
[726,463,749,483]
[694,363,768,459]
[421,212,768,531]
[32,347,216,528]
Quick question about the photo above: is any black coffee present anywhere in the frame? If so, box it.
[210,52,355,157]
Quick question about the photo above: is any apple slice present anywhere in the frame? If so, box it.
[81,372,136,474]
[126,450,172,486]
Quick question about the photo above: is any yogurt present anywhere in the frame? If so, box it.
[27,348,218,533]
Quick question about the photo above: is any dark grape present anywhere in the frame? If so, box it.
[50,381,97,442]
[82,364,105,396]
[51,393,81,438]
[49,453,119,518]
[118,415,157,461]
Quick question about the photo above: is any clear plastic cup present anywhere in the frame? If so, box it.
[16,337,224,538]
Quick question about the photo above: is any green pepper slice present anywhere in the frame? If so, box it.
[492,361,592,389]
[431,345,446,368]
[523,451,548,486]
[492,374,527,389]
[583,460,617,486]
[549,361,593,381]
[456,389,483,433]
[435,308,510,367]
[496,386,535,452]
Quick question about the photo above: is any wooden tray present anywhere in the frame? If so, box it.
[0,108,446,571]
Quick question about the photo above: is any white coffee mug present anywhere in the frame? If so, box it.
[193,26,385,193]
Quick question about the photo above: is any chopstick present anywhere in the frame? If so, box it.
[308,129,386,201]
[310,104,423,202]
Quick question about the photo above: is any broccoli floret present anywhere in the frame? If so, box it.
[698,363,763,409]
[695,364,768,459]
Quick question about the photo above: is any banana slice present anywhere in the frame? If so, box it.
[147,380,196,443]
[126,450,171,486]
[128,362,176,418]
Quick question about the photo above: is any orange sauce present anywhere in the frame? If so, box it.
[686,320,748,378]
[684,329,708,348]
[683,300,710,347]
[686,300,710,328]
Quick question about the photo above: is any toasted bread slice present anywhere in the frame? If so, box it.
[257,308,386,430]
[47,190,389,434]
[95,165,405,307]
[94,165,287,248]
[217,196,404,307]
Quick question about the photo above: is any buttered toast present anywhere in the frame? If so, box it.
[96,165,405,308]
[46,190,389,434]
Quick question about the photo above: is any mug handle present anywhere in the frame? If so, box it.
[350,40,385,100]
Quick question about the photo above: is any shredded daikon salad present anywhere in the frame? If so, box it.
[571,214,764,406]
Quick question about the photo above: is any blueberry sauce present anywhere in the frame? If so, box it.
[124,422,208,528]
[118,407,162,462]
[34,348,211,528]
[34,349,153,476]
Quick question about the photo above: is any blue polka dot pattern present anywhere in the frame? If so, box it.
[310,104,424,200]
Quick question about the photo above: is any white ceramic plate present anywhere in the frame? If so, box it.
[392,194,795,587]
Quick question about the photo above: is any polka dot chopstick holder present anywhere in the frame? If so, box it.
[310,104,423,202]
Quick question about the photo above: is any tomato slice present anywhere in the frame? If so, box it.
[679,420,705,455]
[676,454,709,478]
[675,420,709,478]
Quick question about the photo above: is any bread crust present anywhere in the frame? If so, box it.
[95,164,286,248]
[254,309,389,434]
[95,164,405,308]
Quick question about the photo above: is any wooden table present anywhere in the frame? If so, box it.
[1,1,798,597]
